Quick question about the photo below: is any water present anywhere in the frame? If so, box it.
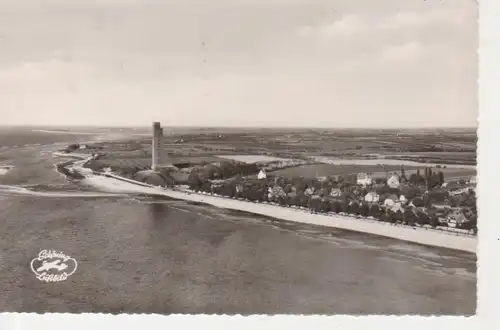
[311,156,475,169]
[217,155,291,163]
[0,128,476,315]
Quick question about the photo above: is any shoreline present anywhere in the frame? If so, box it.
[54,153,477,254]
[0,165,14,176]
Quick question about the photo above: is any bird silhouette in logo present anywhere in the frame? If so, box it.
[36,259,68,272]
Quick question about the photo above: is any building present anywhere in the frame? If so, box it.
[152,122,163,171]
[357,173,373,186]
[390,202,404,213]
[469,176,477,185]
[257,169,267,180]
[399,195,408,204]
[330,188,342,197]
[448,211,468,227]
[304,187,315,196]
[387,174,400,189]
[383,194,399,207]
[364,192,380,203]
[268,185,286,200]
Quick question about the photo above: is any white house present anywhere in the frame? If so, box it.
[330,188,342,197]
[399,195,408,204]
[268,185,286,200]
[364,192,380,203]
[257,169,267,180]
[390,202,404,213]
[383,198,396,207]
[305,187,315,196]
[387,174,400,189]
[448,210,468,226]
[357,173,373,186]
[383,194,399,207]
[236,184,243,194]
[469,176,477,185]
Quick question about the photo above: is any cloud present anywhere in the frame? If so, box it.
[296,8,467,40]
[0,1,477,128]
[381,41,423,62]
[0,54,477,128]
[380,9,466,30]
[297,14,366,38]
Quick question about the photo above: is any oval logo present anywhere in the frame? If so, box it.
[30,250,78,282]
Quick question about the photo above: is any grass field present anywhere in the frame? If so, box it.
[270,163,476,180]
[71,128,477,176]
[87,154,227,170]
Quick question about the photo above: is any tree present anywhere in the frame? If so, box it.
[369,204,381,218]
[308,197,321,212]
[221,183,235,198]
[449,197,459,208]
[430,215,439,228]
[400,165,407,183]
[428,189,449,204]
[278,195,289,206]
[188,171,203,191]
[386,210,396,223]
[340,200,350,213]
[438,171,445,185]
[360,203,370,217]
[403,209,417,226]
[412,196,425,207]
[409,173,419,185]
[421,194,431,208]
[320,199,330,213]
[349,202,360,215]
[330,200,342,213]
[337,176,345,184]
[290,195,300,207]
[416,211,430,225]
[298,194,310,208]
[393,210,404,223]
[404,186,420,200]
[65,143,80,152]
[295,180,307,194]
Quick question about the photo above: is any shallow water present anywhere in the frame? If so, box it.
[217,154,292,163]
[311,156,475,169]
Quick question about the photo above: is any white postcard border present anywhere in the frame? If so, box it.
[0,0,498,328]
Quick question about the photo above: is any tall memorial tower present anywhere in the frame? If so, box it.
[152,122,163,171]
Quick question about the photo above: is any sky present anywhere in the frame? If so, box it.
[0,0,478,128]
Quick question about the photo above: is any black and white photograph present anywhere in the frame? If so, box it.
[0,0,478,316]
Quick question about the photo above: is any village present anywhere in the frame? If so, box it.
[187,163,477,234]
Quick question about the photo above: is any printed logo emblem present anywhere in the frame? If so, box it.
[30,250,78,282]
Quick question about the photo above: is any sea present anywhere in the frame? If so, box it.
[0,127,476,315]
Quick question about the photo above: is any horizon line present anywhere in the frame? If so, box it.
[0,124,478,130]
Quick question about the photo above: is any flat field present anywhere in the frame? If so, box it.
[271,163,475,180]
[77,127,477,177]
